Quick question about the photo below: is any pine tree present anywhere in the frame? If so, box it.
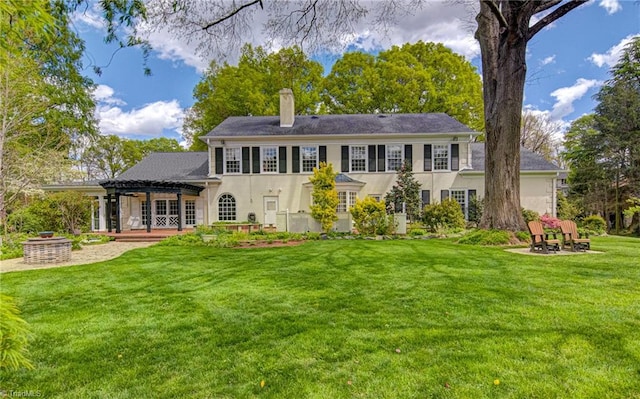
[384,161,422,222]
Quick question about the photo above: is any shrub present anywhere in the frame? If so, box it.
[458,229,512,245]
[309,162,339,233]
[581,215,607,234]
[7,192,92,234]
[6,208,45,234]
[515,231,530,242]
[468,195,484,225]
[158,233,206,246]
[521,208,540,223]
[350,197,394,236]
[422,198,466,233]
[0,295,33,370]
[408,228,426,237]
[0,233,29,260]
[305,232,322,240]
[540,214,561,230]
[557,192,581,221]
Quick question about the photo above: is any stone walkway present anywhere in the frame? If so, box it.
[1,241,156,273]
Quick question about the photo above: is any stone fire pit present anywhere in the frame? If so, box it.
[22,236,72,264]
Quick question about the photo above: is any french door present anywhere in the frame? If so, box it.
[155,199,179,228]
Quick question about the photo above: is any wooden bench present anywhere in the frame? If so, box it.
[527,220,560,254]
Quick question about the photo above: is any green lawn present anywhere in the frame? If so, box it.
[1,236,639,398]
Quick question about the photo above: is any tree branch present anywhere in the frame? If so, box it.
[528,0,588,41]
[533,0,563,14]
[201,0,264,32]
[481,0,508,31]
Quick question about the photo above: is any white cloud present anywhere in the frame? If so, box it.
[589,34,639,68]
[599,0,622,14]
[138,23,210,72]
[92,85,126,106]
[549,78,601,120]
[540,55,556,66]
[92,85,185,138]
[96,100,185,138]
[71,3,107,31]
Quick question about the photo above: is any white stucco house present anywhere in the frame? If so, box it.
[49,89,562,233]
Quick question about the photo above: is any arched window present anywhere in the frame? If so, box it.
[218,194,236,221]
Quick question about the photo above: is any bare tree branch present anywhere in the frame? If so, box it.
[201,0,264,32]
[533,0,563,14]
[528,0,588,41]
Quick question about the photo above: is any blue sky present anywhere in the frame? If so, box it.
[71,1,639,145]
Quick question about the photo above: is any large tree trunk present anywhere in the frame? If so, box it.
[473,1,587,231]
[475,2,530,231]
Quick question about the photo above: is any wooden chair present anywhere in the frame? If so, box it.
[527,220,560,254]
[559,220,591,252]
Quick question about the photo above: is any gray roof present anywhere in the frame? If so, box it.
[115,152,209,181]
[335,173,364,184]
[203,113,477,138]
[470,143,560,171]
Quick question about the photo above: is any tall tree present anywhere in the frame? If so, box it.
[322,52,379,114]
[0,0,97,228]
[81,135,184,180]
[562,114,609,217]
[475,0,587,231]
[183,44,324,150]
[593,37,640,231]
[323,42,484,131]
[520,110,561,163]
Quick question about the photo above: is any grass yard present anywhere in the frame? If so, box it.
[1,236,640,398]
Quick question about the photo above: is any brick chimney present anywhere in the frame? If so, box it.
[279,88,295,127]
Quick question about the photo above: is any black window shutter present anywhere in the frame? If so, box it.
[441,189,449,202]
[377,144,385,172]
[341,146,349,172]
[368,145,377,172]
[252,147,260,173]
[215,147,223,174]
[451,143,459,171]
[242,147,250,174]
[424,144,432,171]
[319,146,327,164]
[279,146,287,173]
[404,144,412,167]
[421,190,431,208]
[292,146,300,173]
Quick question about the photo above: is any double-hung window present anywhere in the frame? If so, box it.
[301,146,318,172]
[261,146,278,173]
[225,148,241,174]
[337,191,358,213]
[386,144,403,171]
[350,145,367,172]
[433,144,449,170]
